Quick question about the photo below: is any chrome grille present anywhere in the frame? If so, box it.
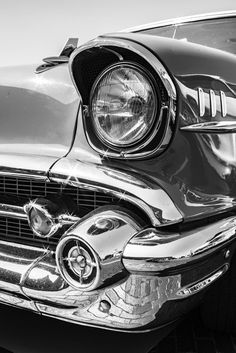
[0,176,116,208]
[0,176,118,248]
[0,217,59,247]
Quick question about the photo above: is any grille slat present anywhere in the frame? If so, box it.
[0,176,118,248]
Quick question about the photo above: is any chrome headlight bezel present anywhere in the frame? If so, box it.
[88,62,160,152]
[74,40,177,160]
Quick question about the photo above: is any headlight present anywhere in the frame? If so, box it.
[89,63,158,148]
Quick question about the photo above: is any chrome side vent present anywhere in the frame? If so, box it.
[209,89,217,117]
[198,87,205,117]
[182,88,231,133]
[197,88,227,119]
[220,91,227,117]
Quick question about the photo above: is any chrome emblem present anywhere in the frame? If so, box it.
[24,198,80,238]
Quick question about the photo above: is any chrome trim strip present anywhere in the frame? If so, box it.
[19,250,48,288]
[58,214,81,225]
[0,204,27,220]
[0,291,38,312]
[49,158,183,226]
[122,10,236,33]
[123,216,236,272]
[209,89,216,117]
[0,154,57,180]
[69,37,176,101]
[176,265,228,297]
[43,56,69,64]
[101,47,124,61]
[198,87,205,118]
[0,171,47,180]
[181,121,236,133]
[220,90,227,117]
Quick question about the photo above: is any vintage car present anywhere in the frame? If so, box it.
[0,10,236,350]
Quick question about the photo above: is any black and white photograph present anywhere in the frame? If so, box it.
[0,1,235,352]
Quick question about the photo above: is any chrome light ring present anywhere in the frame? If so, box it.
[24,198,80,238]
[56,235,100,291]
[70,37,177,159]
[89,61,160,151]
[24,201,61,238]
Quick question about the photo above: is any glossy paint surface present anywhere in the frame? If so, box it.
[0,63,78,158]
[0,153,57,178]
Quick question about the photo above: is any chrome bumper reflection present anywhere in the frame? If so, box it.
[0,239,229,332]
[123,216,236,272]
[0,208,233,331]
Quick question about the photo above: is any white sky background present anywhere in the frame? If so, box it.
[0,0,235,67]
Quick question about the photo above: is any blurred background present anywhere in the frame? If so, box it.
[0,0,235,67]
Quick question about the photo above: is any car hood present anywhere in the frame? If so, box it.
[0,63,79,159]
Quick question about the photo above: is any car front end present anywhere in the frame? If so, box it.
[0,11,236,336]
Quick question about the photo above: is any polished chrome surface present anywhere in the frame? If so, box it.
[57,214,81,224]
[83,103,175,159]
[24,199,80,238]
[36,57,69,74]
[33,273,183,332]
[220,90,227,117]
[69,36,176,159]
[122,10,236,33]
[188,86,229,122]
[0,240,47,285]
[0,204,27,220]
[59,38,78,57]
[0,173,117,210]
[35,63,54,74]
[18,250,232,331]
[181,121,236,133]
[102,47,124,61]
[209,89,216,117]
[176,265,228,297]
[0,172,128,247]
[70,38,176,100]
[0,226,230,332]
[0,217,36,246]
[56,235,101,291]
[0,154,55,179]
[198,87,205,118]
[49,158,183,226]
[56,207,141,291]
[123,216,236,272]
[36,38,78,74]
[43,56,69,64]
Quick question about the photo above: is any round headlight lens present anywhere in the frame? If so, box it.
[90,64,158,147]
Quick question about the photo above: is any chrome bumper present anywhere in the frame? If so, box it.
[0,209,234,332]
